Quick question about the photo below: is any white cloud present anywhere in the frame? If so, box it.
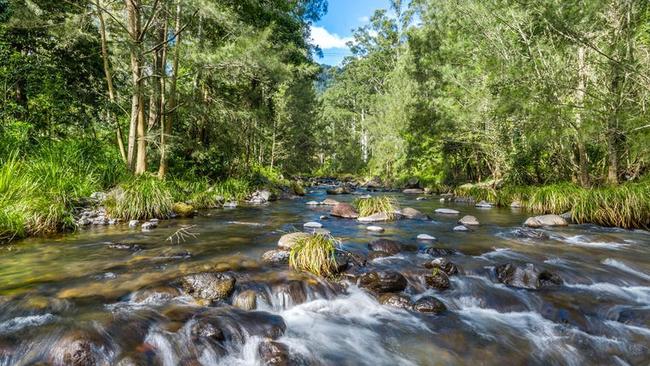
[310,26,353,49]
[358,16,370,23]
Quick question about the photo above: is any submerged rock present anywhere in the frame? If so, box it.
[475,200,493,208]
[459,215,479,226]
[425,258,459,276]
[258,340,290,366]
[399,207,428,220]
[141,221,158,231]
[330,203,359,219]
[379,293,412,310]
[424,270,451,290]
[51,330,106,366]
[233,290,258,310]
[524,214,568,228]
[180,272,236,301]
[367,251,392,261]
[413,296,446,314]
[366,225,385,232]
[368,239,402,255]
[453,225,468,232]
[495,263,563,289]
[402,188,424,194]
[262,250,290,265]
[306,201,320,206]
[435,208,460,215]
[106,242,142,252]
[513,228,550,240]
[131,285,181,304]
[358,212,391,223]
[322,198,340,206]
[420,247,458,256]
[303,221,323,229]
[359,271,408,293]
[128,220,139,228]
[416,234,436,241]
[278,232,311,250]
[326,186,351,195]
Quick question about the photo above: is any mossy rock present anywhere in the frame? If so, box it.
[173,202,195,218]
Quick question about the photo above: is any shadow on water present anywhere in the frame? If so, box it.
[0,187,648,365]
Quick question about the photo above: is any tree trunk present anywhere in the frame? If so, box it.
[95,0,127,163]
[158,2,181,179]
[575,46,589,187]
[125,0,146,174]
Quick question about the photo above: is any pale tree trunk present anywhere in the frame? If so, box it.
[575,46,590,187]
[361,108,368,163]
[95,0,127,163]
[125,0,147,174]
[158,2,181,178]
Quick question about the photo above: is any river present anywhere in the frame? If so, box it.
[0,186,648,365]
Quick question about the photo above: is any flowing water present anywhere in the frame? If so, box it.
[0,187,649,365]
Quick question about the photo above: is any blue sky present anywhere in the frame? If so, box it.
[311,0,391,66]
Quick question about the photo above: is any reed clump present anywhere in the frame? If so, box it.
[353,196,398,219]
[289,233,338,277]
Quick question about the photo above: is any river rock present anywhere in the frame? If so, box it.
[326,186,351,195]
[523,214,568,228]
[420,247,458,256]
[424,270,451,290]
[303,222,323,228]
[459,215,479,226]
[358,212,391,223]
[453,225,468,232]
[399,207,428,220]
[306,201,320,206]
[330,203,359,219]
[141,221,158,231]
[435,208,460,215]
[416,234,436,241]
[262,249,290,265]
[495,263,563,289]
[278,232,311,250]
[367,251,392,261]
[425,258,459,276]
[258,340,290,366]
[475,200,493,208]
[513,228,550,240]
[128,220,139,228]
[511,201,524,208]
[416,197,428,201]
[233,290,258,310]
[223,201,238,208]
[560,211,574,223]
[403,188,424,194]
[180,272,236,301]
[322,198,340,206]
[366,225,385,232]
[413,296,446,314]
[131,285,181,304]
[106,242,142,252]
[379,293,412,310]
[51,331,105,366]
[172,202,195,218]
[368,239,402,255]
[359,271,408,293]
[249,189,277,204]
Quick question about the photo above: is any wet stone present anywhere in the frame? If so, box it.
[424,270,451,290]
[513,228,550,240]
[233,289,258,310]
[413,296,446,314]
[453,225,468,232]
[416,234,436,241]
[258,340,290,366]
[278,232,311,250]
[420,247,458,256]
[435,208,460,215]
[524,214,568,228]
[366,225,385,232]
[379,293,412,310]
[495,263,562,290]
[368,239,402,255]
[459,215,479,226]
[399,207,428,220]
[358,212,391,223]
[106,242,142,252]
[425,258,459,276]
[131,285,181,304]
[180,272,236,301]
[262,250,290,265]
[367,251,392,261]
[330,203,359,219]
[359,271,408,293]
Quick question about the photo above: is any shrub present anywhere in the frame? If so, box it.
[289,233,338,277]
[213,178,252,202]
[105,176,174,220]
[353,196,398,219]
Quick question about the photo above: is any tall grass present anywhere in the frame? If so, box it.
[213,178,252,202]
[289,233,338,277]
[527,183,582,214]
[454,183,497,203]
[105,176,174,220]
[572,184,650,229]
[353,196,398,219]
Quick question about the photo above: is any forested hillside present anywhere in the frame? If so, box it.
[317,0,650,187]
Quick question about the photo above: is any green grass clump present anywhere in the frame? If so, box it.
[105,176,174,220]
[213,178,252,202]
[454,183,497,203]
[495,186,533,207]
[527,183,581,214]
[291,181,306,196]
[289,233,338,277]
[353,196,398,219]
[572,183,650,229]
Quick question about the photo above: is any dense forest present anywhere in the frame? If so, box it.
[1,0,649,242]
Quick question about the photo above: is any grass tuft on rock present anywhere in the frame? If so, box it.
[353,196,398,219]
[105,176,174,220]
[289,233,338,277]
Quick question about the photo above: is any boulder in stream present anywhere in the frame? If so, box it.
[180,272,236,301]
[249,189,277,204]
[475,200,493,208]
[435,208,460,215]
[330,203,359,219]
[413,296,446,314]
[358,212,391,223]
[513,228,550,240]
[366,225,385,232]
[402,188,424,194]
[326,186,351,195]
[278,232,311,250]
[425,258,459,276]
[262,249,290,265]
[523,214,568,228]
[424,269,451,290]
[303,221,322,229]
[495,263,563,289]
[322,198,340,206]
[368,239,402,255]
[233,290,258,310]
[420,247,458,257]
[51,330,106,366]
[459,215,479,226]
[359,271,408,293]
[416,234,436,241]
[399,207,429,220]
[379,293,412,310]
[258,340,290,366]
[453,225,468,232]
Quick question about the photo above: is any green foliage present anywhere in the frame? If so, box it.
[105,176,173,221]
[454,183,497,203]
[289,233,338,277]
[212,178,252,202]
[572,183,650,230]
[353,196,398,219]
[527,184,583,214]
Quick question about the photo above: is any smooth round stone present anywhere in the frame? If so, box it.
[359,194,372,199]
[366,226,385,232]
[416,197,428,201]
[417,234,436,241]
[453,225,468,232]
[475,200,493,208]
[319,215,328,220]
[306,201,320,206]
[459,215,480,226]
[223,202,238,208]
[303,222,323,228]
[435,208,460,215]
